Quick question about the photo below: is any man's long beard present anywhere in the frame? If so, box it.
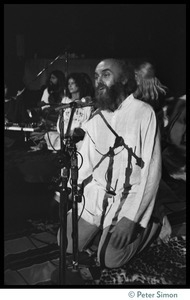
[48,82,59,93]
[47,82,62,104]
[95,82,126,112]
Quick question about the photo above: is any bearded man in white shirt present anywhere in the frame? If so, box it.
[63,58,162,268]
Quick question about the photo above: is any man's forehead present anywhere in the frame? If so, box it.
[95,59,121,73]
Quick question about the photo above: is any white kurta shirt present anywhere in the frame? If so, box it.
[40,88,52,110]
[77,94,162,229]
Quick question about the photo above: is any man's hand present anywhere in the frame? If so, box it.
[110,217,141,249]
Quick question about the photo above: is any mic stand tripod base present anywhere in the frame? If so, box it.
[65,266,85,285]
[51,264,87,285]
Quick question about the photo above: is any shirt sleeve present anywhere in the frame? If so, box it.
[80,107,92,131]
[41,89,49,104]
[121,109,162,227]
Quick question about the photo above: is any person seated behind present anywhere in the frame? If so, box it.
[45,72,94,151]
[160,93,186,239]
[39,70,66,122]
[56,58,162,269]
[162,93,186,180]
[29,70,66,150]
[132,60,185,243]
[132,60,168,134]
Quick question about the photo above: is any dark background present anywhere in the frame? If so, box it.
[4,4,186,95]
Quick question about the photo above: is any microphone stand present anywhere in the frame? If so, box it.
[57,108,69,285]
[56,103,82,285]
[65,49,69,78]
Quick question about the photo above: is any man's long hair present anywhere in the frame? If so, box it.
[133,61,168,110]
[47,70,66,104]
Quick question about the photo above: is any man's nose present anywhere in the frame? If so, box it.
[96,76,103,85]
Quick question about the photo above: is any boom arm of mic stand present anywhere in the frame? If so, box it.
[35,54,61,79]
[17,54,63,98]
